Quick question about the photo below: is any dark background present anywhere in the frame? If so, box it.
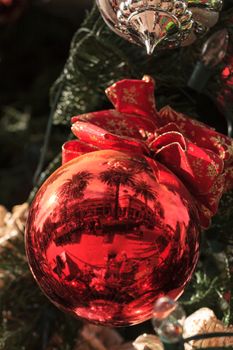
[0,0,92,209]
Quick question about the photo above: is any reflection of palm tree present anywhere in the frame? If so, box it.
[41,217,57,250]
[132,180,156,206]
[134,158,155,176]
[58,171,93,200]
[99,167,135,219]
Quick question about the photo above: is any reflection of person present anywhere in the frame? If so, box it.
[105,252,121,283]
[106,252,117,269]
[53,255,65,278]
[88,220,96,233]
[116,251,127,265]
[117,251,139,285]
[90,267,107,292]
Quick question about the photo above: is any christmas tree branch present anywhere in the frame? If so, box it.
[51,5,233,127]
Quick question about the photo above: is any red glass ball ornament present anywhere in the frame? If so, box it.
[26,150,200,326]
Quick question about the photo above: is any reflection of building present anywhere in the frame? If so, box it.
[53,195,156,246]
[119,195,155,225]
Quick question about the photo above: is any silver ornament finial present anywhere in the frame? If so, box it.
[116,1,193,54]
[96,0,223,53]
[145,37,156,55]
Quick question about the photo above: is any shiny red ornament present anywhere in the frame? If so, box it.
[26,150,200,326]
[26,75,233,326]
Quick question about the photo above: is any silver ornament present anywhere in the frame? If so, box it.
[96,0,223,54]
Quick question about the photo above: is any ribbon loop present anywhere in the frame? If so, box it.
[62,77,233,228]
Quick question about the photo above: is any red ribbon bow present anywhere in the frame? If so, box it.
[62,76,233,228]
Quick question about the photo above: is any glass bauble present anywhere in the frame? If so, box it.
[26,150,200,326]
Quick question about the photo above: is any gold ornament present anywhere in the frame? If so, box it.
[183,307,233,349]
[96,0,222,54]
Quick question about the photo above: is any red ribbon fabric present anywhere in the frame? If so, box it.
[63,76,233,228]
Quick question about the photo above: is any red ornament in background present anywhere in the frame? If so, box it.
[0,0,27,24]
[220,49,233,105]
[26,76,233,326]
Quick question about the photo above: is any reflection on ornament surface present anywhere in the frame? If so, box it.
[26,150,200,326]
